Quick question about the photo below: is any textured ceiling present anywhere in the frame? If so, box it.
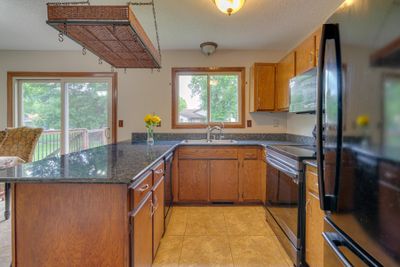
[0,0,344,51]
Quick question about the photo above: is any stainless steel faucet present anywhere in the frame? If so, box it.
[206,123,224,142]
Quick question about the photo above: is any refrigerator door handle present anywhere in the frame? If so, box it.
[323,232,382,267]
[316,23,343,211]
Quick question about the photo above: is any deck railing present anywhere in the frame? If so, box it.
[33,128,108,161]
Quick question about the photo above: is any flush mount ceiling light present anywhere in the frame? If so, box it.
[200,42,218,56]
[213,0,246,16]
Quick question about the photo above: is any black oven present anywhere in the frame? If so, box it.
[265,145,316,267]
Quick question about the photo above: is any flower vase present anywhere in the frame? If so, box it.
[146,127,154,145]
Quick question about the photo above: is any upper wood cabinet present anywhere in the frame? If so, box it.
[249,63,276,112]
[295,34,316,75]
[276,52,296,111]
[315,27,322,62]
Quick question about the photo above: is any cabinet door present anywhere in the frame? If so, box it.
[210,160,239,202]
[276,52,295,111]
[296,35,316,75]
[240,159,261,201]
[132,192,153,267]
[178,160,209,201]
[315,27,322,62]
[250,63,276,111]
[153,177,165,258]
[305,191,324,267]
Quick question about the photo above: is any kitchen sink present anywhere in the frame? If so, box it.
[182,139,237,144]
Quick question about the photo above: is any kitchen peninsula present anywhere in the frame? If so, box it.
[0,138,300,267]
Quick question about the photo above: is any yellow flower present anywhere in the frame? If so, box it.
[144,114,153,124]
[356,115,369,127]
[151,116,161,124]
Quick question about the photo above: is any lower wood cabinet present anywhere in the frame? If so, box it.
[210,160,239,201]
[240,158,261,201]
[176,146,263,203]
[152,176,165,258]
[132,192,153,267]
[178,159,209,201]
[305,165,324,267]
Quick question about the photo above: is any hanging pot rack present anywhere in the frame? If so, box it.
[46,0,162,69]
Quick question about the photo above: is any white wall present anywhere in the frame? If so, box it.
[286,114,316,137]
[0,49,299,141]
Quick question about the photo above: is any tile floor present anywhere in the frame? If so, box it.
[153,206,292,267]
[0,201,11,267]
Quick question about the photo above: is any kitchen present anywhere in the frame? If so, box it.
[0,0,399,266]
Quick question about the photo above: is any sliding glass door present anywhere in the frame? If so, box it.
[16,78,112,161]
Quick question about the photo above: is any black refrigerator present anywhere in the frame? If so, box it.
[317,0,400,266]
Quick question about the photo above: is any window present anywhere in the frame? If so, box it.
[8,72,117,161]
[172,67,245,128]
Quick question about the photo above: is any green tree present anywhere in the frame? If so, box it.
[188,75,238,122]
[22,82,108,130]
[179,96,187,112]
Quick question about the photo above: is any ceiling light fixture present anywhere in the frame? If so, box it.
[213,0,246,16]
[200,42,218,56]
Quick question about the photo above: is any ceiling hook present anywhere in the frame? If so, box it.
[58,31,64,42]
[151,68,154,74]
[82,47,87,55]
[157,68,160,72]
[98,58,103,65]
[124,68,127,74]
[111,66,114,72]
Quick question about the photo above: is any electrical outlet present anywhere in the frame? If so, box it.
[273,119,279,128]
[157,121,161,127]
[247,120,252,127]
[118,120,124,127]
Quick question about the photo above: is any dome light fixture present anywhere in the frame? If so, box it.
[200,42,218,56]
[213,0,246,16]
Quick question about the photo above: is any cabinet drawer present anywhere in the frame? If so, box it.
[306,167,319,194]
[131,171,153,209]
[242,149,258,160]
[179,147,238,159]
[152,160,164,185]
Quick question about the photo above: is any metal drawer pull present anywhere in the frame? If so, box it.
[138,184,149,192]
[154,169,164,175]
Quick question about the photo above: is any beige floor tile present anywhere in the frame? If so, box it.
[185,211,227,236]
[165,207,188,236]
[229,235,291,267]
[153,236,184,267]
[179,236,234,267]
[225,211,271,236]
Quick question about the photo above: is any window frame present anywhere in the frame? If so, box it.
[171,67,246,129]
[7,72,118,144]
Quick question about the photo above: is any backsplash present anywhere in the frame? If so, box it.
[132,132,315,145]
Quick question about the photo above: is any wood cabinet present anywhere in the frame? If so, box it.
[178,159,209,201]
[295,34,316,75]
[210,160,239,201]
[239,149,261,201]
[132,192,153,267]
[305,164,324,267]
[176,146,263,203]
[152,176,165,258]
[276,52,296,111]
[315,27,322,61]
[249,63,276,112]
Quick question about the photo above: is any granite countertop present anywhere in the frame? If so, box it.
[0,139,303,184]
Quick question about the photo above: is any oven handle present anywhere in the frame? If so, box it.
[266,157,299,180]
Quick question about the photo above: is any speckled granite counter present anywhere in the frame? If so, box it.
[0,139,304,184]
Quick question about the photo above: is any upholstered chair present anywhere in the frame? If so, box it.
[0,127,43,220]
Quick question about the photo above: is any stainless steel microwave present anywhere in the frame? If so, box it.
[289,68,317,113]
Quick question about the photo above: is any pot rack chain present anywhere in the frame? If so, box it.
[128,0,162,62]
